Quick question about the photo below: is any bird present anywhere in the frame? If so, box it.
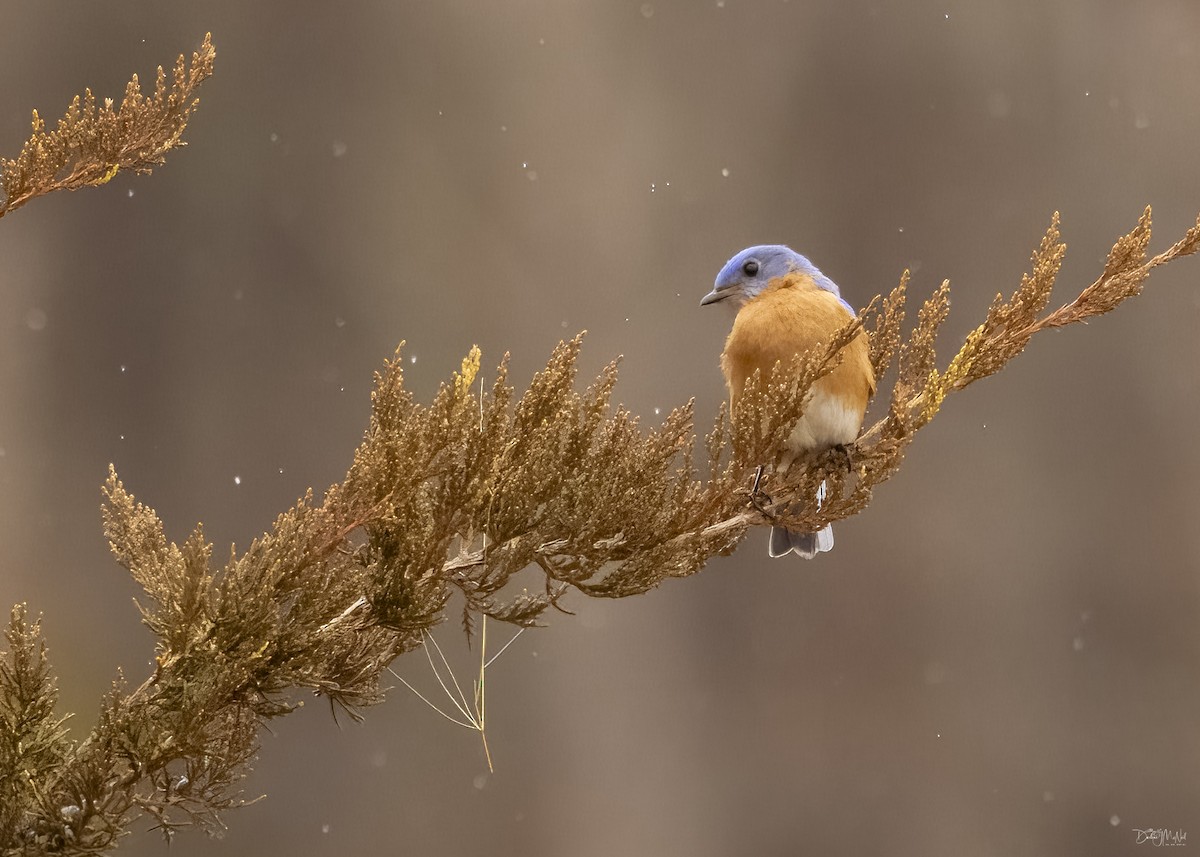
[701,245,875,558]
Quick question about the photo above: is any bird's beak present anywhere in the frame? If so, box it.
[699,288,727,306]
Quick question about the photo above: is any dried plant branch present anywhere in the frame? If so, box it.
[2,207,1198,854]
[763,208,1200,537]
[0,34,215,219]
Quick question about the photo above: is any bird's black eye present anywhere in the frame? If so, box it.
[742,259,759,277]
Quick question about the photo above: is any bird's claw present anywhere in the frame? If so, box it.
[825,443,855,473]
[748,464,775,517]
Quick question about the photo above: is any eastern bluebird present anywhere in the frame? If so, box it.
[701,245,875,558]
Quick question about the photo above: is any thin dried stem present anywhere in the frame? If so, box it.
[391,617,521,774]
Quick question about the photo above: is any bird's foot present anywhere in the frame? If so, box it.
[823,443,855,473]
[747,465,776,517]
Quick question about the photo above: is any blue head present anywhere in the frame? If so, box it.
[700,244,850,312]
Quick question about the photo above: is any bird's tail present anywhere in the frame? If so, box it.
[767,477,835,559]
[769,524,834,559]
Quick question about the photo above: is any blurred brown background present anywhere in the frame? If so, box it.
[2,2,1199,855]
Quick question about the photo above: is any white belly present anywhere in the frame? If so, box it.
[787,387,863,452]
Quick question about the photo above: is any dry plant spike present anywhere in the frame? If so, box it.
[1027,208,1200,335]
[2,207,1198,853]
[0,33,215,219]
[863,271,908,380]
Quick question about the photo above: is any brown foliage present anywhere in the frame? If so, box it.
[0,34,214,219]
